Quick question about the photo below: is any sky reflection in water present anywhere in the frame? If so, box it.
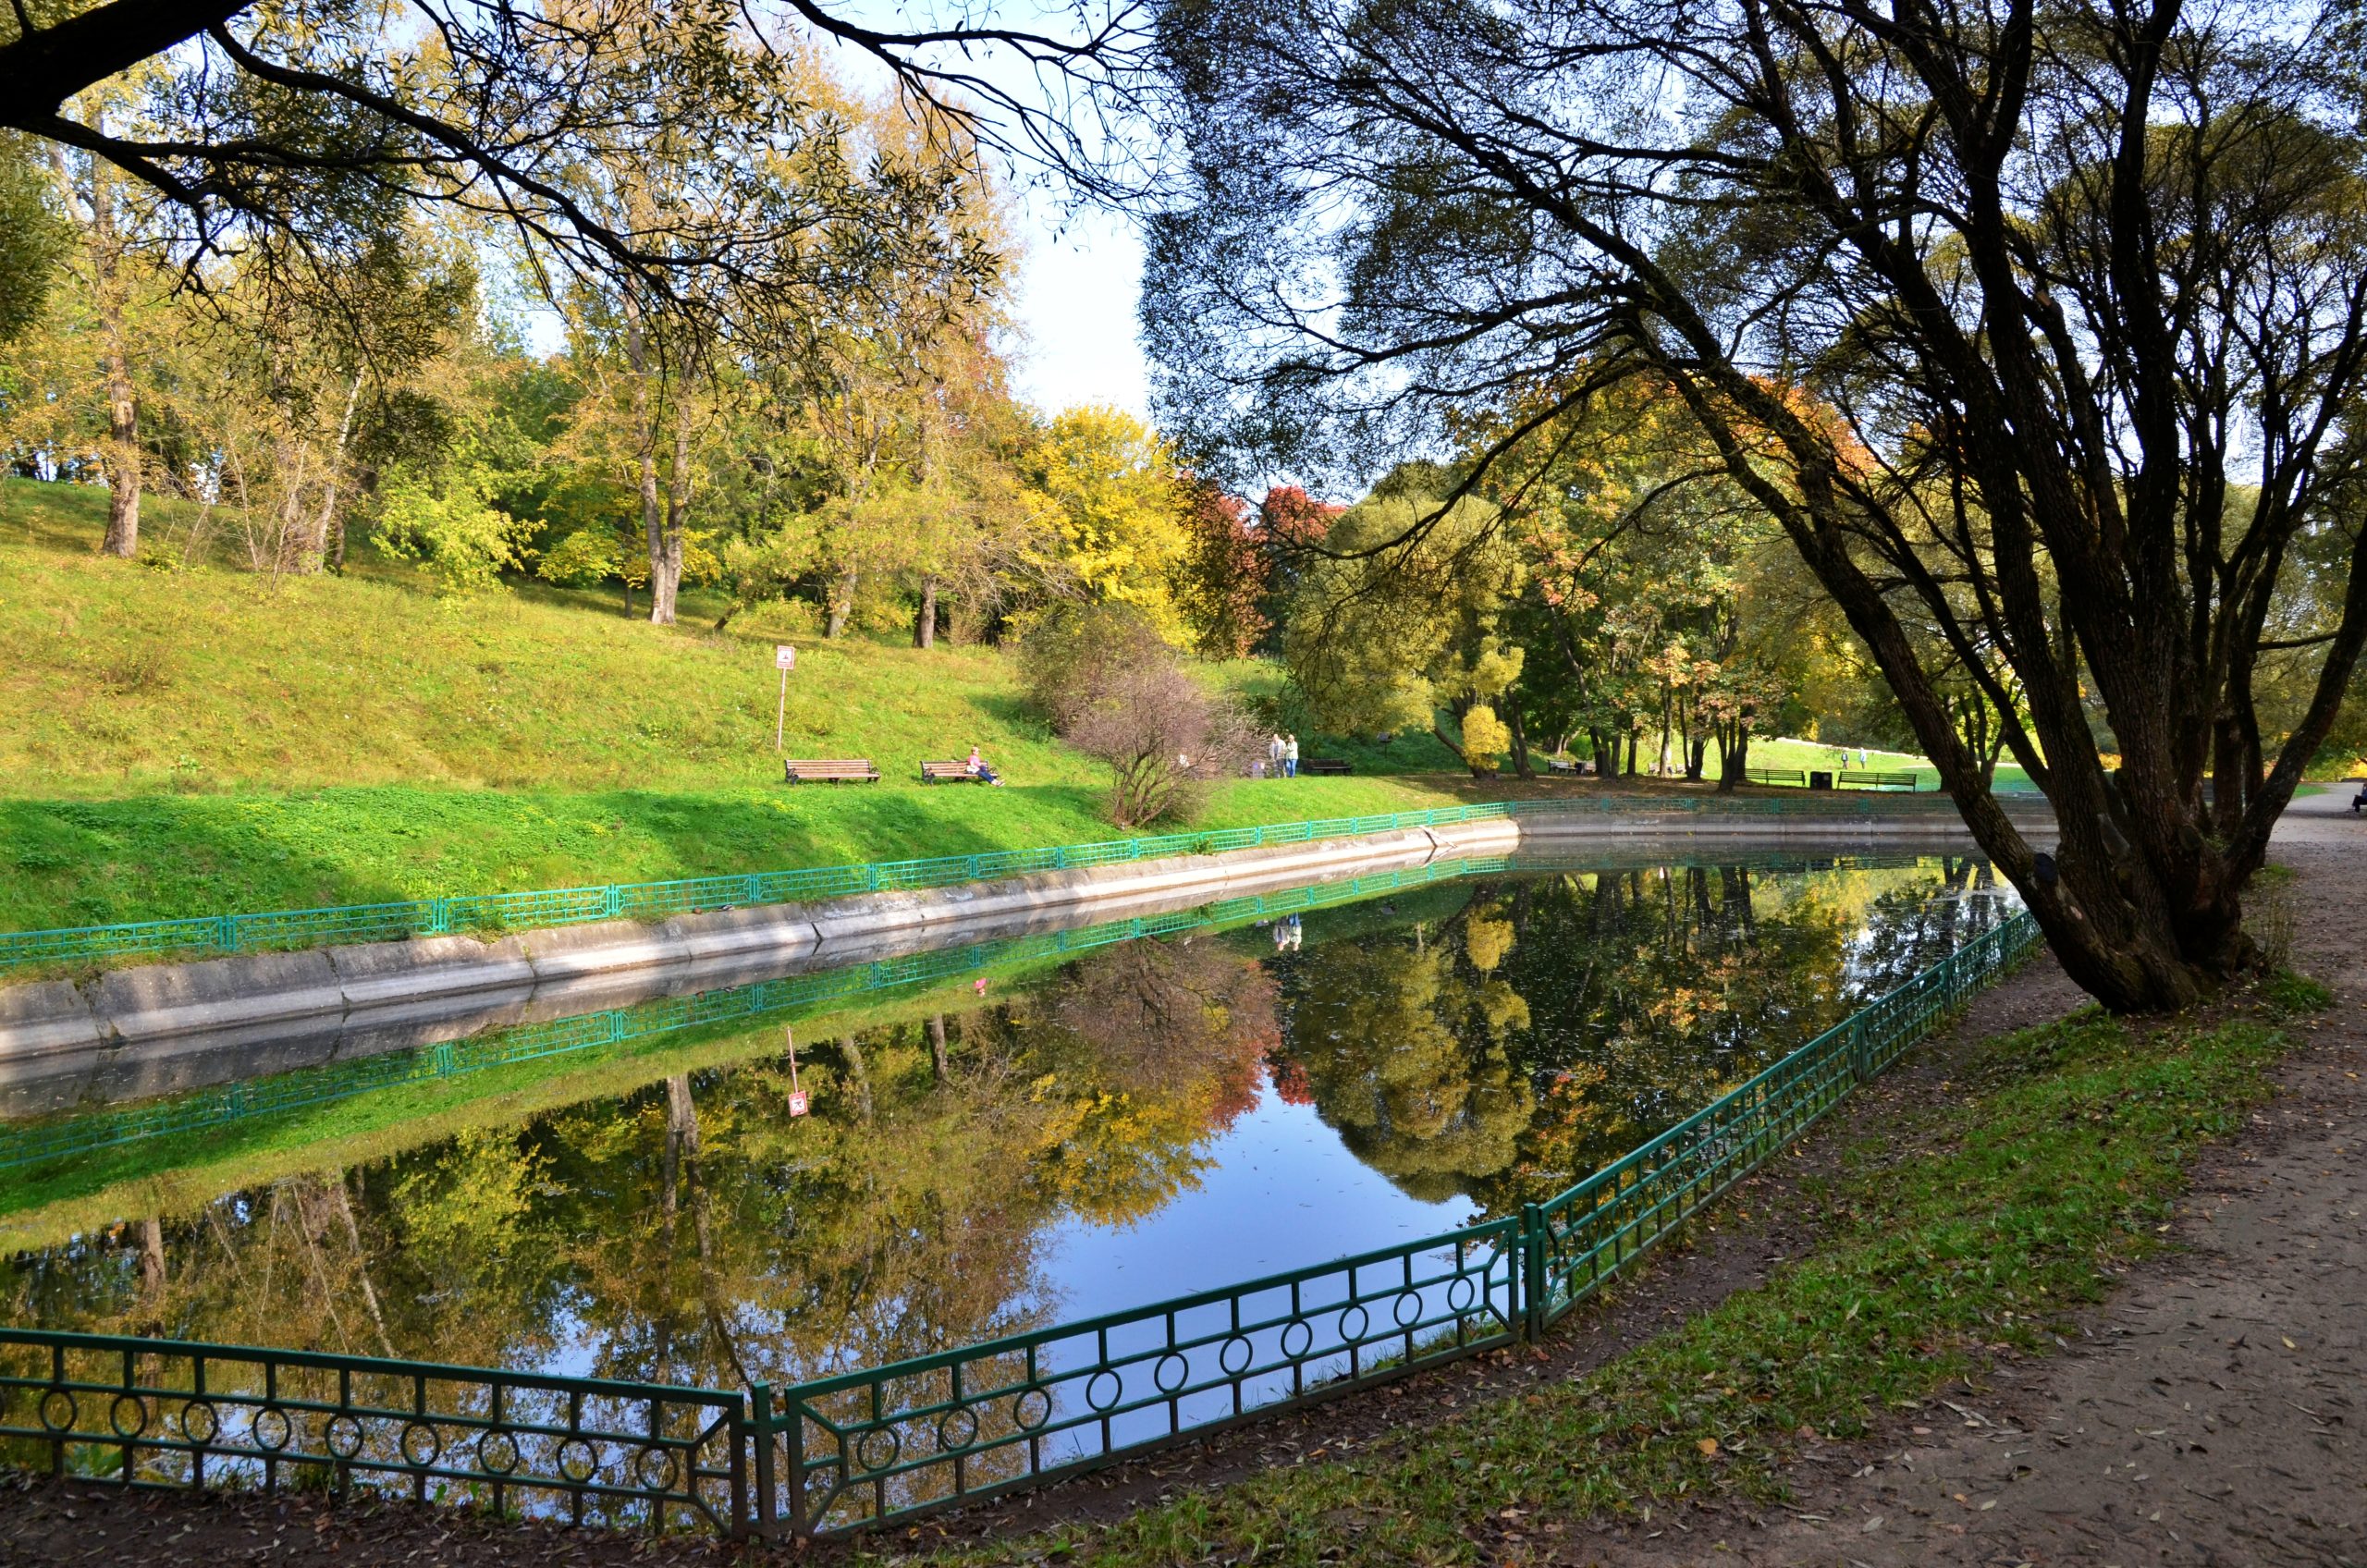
[3,853,2013,1397]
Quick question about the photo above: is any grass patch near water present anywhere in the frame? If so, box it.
[916,1005,2293,1567]
[0,776,1448,932]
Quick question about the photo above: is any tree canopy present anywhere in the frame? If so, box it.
[1139,0,2367,1011]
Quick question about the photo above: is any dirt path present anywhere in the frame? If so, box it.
[1554,835,2367,1568]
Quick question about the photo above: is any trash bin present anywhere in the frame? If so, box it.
[1809,769,1834,790]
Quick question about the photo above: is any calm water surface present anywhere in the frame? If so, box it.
[3,853,2012,1396]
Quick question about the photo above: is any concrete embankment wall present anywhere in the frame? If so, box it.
[0,803,2054,1114]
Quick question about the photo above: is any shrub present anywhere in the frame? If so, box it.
[1024,603,1257,826]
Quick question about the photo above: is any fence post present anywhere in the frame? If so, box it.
[1520,1202,1548,1340]
[217,914,240,955]
[748,1381,775,1538]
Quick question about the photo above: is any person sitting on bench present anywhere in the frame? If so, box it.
[967,745,1002,786]
[2353,783,2366,815]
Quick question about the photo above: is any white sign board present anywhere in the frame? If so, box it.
[775,644,796,671]
[786,1090,810,1118]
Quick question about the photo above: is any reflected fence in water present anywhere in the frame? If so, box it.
[0,854,1514,1176]
[0,910,2042,1539]
[0,794,1980,974]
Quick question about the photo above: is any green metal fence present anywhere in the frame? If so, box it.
[746,905,2041,1538]
[0,1329,747,1531]
[761,1219,1524,1535]
[0,794,1970,975]
[0,906,2042,1541]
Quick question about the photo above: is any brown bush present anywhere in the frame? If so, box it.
[1024,605,1258,827]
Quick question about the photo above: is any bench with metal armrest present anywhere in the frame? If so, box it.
[1744,766,1808,787]
[919,760,995,784]
[1299,757,1352,776]
[1838,768,1917,790]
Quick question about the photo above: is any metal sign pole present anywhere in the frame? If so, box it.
[773,644,795,751]
[785,1027,808,1117]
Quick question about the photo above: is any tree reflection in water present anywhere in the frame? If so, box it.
[2,856,2007,1402]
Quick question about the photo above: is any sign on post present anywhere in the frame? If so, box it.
[773,645,796,750]
[785,1027,809,1118]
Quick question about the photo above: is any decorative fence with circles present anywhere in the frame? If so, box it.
[0,794,1973,975]
[0,908,2042,1541]
[0,1330,747,1531]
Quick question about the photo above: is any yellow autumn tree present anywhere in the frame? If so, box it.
[1021,405,1193,642]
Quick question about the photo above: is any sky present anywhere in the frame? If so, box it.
[1000,198,1153,421]
[813,5,1156,422]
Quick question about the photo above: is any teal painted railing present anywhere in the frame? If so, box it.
[0,1329,747,1530]
[0,907,2042,1540]
[0,794,1965,975]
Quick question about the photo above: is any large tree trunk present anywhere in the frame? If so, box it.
[650,397,691,625]
[827,567,856,638]
[137,1216,166,1299]
[625,305,667,622]
[838,1035,874,1122]
[315,373,361,574]
[1504,703,1536,778]
[914,575,938,648]
[1715,724,1748,791]
[81,153,141,558]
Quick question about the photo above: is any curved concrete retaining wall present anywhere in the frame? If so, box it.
[0,804,2054,1115]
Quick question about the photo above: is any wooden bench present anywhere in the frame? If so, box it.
[1300,758,1352,776]
[782,758,880,784]
[1745,767,1807,788]
[919,760,991,784]
[1547,755,1584,774]
[1839,768,1917,790]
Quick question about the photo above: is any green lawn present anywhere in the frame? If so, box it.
[1594,732,2042,795]
[0,479,1460,930]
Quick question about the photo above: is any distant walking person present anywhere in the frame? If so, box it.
[1284,734,1300,778]
[1268,732,1286,778]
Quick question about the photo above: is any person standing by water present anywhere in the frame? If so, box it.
[1284,734,1300,778]
[1267,732,1285,778]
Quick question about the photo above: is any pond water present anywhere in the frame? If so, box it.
[1,852,2013,1413]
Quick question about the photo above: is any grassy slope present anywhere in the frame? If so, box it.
[914,994,2310,1568]
[0,481,1458,929]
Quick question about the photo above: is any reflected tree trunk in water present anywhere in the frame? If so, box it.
[928,1014,950,1084]
[840,1037,875,1122]
[652,1074,702,1382]
[136,1217,165,1310]
[332,1177,396,1358]
[1722,866,1758,940]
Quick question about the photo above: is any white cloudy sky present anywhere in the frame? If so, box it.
[998,198,1152,420]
